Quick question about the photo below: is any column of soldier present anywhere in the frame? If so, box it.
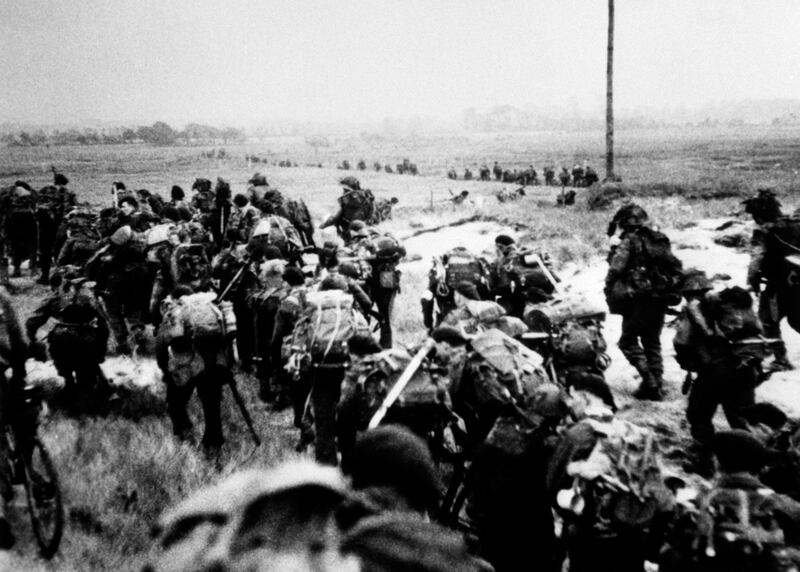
[3,170,800,572]
[447,161,600,188]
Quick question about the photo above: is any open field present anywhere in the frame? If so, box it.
[4,126,800,570]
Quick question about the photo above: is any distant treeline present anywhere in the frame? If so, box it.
[0,122,246,147]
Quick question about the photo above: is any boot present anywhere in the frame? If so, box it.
[633,372,664,401]
[769,346,794,372]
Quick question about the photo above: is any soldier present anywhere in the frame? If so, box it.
[156,285,235,456]
[319,177,375,242]
[544,165,556,186]
[189,178,214,214]
[683,286,765,472]
[2,182,38,278]
[493,161,502,181]
[469,383,567,572]
[229,194,261,244]
[558,166,571,188]
[37,173,76,285]
[271,266,310,431]
[450,190,469,205]
[604,204,683,401]
[286,274,372,465]
[247,172,270,206]
[660,430,800,572]
[548,372,673,572]
[87,225,149,355]
[169,185,188,210]
[464,168,473,180]
[744,189,798,371]
[27,271,111,413]
[584,163,599,186]
[571,164,585,187]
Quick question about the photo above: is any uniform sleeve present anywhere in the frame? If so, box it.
[350,282,373,314]
[747,229,767,289]
[320,210,342,229]
[606,236,633,283]
[686,299,716,337]
[25,294,58,340]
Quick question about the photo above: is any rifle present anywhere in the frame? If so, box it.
[217,257,250,303]
[227,376,261,446]
[368,337,436,429]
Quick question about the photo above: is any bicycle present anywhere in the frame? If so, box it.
[3,386,64,558]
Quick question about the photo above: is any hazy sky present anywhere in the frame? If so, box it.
[1,0,798,126]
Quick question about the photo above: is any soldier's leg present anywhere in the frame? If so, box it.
[37,219,56,285]
[197,366,224,451]
[686,369,721,446]
[618,307,651,380]
[720,360,757,430]
[759,289,790,367]
[166,380,196,441]
[310,366,344,466]
[234,297,254,372]
[374,288,396,349]
[102,291,131,353]
[640,305,666,383]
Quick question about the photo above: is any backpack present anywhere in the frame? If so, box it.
[682,485,790,571]
[185,294,228,341]
[628,227,684,304]
[251,215,304,255]
[349,348,451,430]
[339,188,375,223]
[673,307,702,372]
[562,418,670,531]
[290,290,369,364]
[370,234,404,289]
[170,244,212,291]
[508,252,557,295]
[284,199,313,236]
[440,248,490,293]
[554,321,608,371]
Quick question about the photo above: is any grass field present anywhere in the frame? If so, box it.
[3,126,800,570]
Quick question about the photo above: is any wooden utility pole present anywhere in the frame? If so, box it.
[605,0,615,181]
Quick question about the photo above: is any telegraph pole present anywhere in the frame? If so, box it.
[605,0,616,181]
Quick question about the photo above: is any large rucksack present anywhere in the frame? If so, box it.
[674,484,791,572]
[339,188,375,223]
[507,251,557,295]
[438,248,490,295]
[560,418,670,532]
[161,292,233,343]
[169,243,212,291]
[290,290,369,364]
[283,199,314,244]
[250,214,303,256]
[630,227,684,304]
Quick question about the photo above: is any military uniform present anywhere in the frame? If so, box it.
[3,185,38,277]
[36,183,76,284]
[605,209,680,400]
[26,278,110,412]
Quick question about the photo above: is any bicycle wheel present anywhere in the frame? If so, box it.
[21,438,64,559]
